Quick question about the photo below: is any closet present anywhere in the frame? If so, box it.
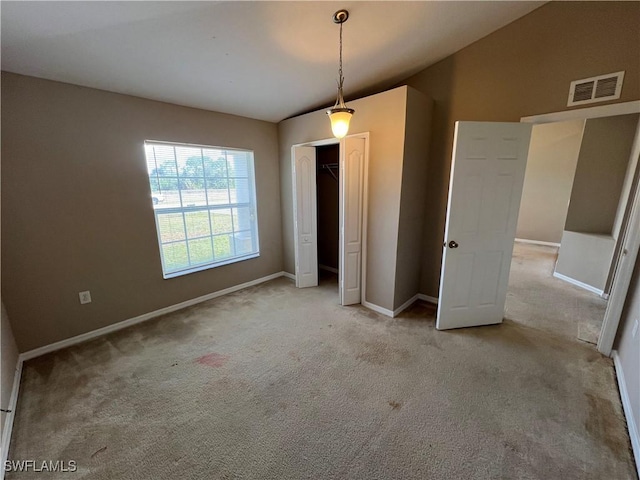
[283,85,433,314]
[316,144,340,282]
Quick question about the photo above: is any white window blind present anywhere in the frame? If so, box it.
[144,141,260,278]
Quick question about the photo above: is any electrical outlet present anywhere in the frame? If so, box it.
[79,291,92,305]
[632,319,639,339]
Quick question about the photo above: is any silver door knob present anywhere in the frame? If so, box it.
[448,241,459,249]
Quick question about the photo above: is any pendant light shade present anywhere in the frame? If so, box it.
[327,9,354,139]
[328,108,353,139]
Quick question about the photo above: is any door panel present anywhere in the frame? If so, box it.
[340,137,365,305]
[293,146,318,288]
[437,122,532,330]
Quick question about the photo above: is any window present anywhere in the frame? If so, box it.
[144,141,260,278]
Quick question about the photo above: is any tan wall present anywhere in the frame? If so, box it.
[316,145,340,271]
[401,1,640,297]
[1,72,282,352]
[516,120,584,244]
[394,88,433,309]
[279,87,408,311]
[565,114,639,235]
[555,231,615,292]
[1,302,19,437]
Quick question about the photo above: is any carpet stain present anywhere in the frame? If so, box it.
[585,393,627,460]
[364,310,379,320]
[356,341,410,366]
[421,335,441,350]
[388,401,402,410]
[91,446,107,458]
[585,352,601,363]
[27,355,56,380]
[288,351,301,362]
[195,352,230,368]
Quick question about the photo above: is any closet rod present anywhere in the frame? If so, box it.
[319,163,339,181]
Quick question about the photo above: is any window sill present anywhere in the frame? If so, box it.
[162,252,260,279]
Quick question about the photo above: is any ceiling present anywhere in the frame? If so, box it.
[1,1,545,123]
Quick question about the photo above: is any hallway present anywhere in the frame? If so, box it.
[505,242,607,344]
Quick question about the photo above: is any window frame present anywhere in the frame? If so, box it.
[144,140,260,279]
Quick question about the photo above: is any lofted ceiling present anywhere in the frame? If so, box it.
[1,1,545,123]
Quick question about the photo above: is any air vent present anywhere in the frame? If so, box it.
[568,71,624,107]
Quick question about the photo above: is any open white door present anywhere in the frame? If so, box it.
[339,136,366,305]
[293,146,318,288]
[437,121,532,330]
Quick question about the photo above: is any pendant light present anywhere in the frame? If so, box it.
[327,9,354,139]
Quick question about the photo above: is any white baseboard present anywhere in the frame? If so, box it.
[417,293,439,305]
[364,293,438,319]
[282,272,296,281]
[552,271,604,296]
[319,264,339,274]
[362,300,394,318]
[515,238,561,248]
[612,350,640,476]
[394,294,420,317]
[20,271,287,362]
[1,358,24,479]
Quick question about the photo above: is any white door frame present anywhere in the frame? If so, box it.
[291,133,370,304]
[598,144,640,355]
[521,100,640,356]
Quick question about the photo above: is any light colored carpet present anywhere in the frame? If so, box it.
[8,275,636,479]
[506,243,607,344]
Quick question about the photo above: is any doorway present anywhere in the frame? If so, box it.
[436,101,640,354]
[507,112,640,344]
[316,144,340,288]
[292,133,369,306]
[506,242,609,343]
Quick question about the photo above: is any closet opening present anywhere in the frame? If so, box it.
[292,133,368,305]
[316,144,340,289]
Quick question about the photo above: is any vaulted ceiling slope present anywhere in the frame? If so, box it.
[1,1,545,122]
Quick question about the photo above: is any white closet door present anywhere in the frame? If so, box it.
[293,146,318,288]
[340,136,365,305]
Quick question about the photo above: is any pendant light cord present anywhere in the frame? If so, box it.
[329,9,352,112]
[335,18,346,108]
[339,20,344,87]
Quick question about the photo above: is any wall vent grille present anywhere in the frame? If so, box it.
[568,71,624,107]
